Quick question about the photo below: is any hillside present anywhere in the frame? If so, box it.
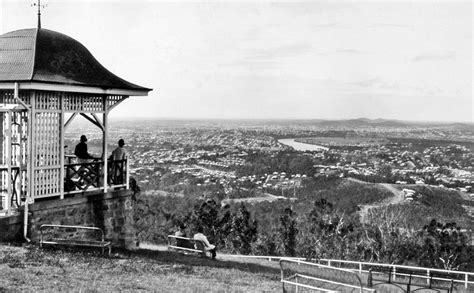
[0,245,280,292]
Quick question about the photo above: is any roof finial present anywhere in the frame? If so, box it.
[32,0,46,29]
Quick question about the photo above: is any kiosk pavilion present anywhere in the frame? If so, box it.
[0,27,151,217]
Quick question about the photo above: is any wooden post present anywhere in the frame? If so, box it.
[29,92,36,203]
[125,158,130,190]
[59,94,64,199]
[102,96,108,193]
[13,83,21,208]
[6,110,12,215]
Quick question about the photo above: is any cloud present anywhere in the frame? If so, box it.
[316,49,370,56]
[334,49,370,55]
[246,43,313,60]
[313,22,344,29]
[412,51,455,62]
[367,23,414,30]
[346,77,381,88]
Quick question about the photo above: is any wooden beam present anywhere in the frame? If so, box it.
[107,96,128,112]
[64,113,78,130]
[91,113,104,129]
[14,83,30,111]
[0,82,151,96]
[80,113,103,131]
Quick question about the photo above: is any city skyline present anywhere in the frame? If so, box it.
[0,0,472,123]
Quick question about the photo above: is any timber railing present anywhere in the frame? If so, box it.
[0,166,23,216]
[226,255,474,289]
[64,157,128,194]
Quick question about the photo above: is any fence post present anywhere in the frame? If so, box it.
[359,263,362,274]
[295,275,298,293]
[426,270,430,285]
[393,267,396,281]
[465,273,468,289]
[328,260,331,267]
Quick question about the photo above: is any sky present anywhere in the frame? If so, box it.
[0,0,472,122]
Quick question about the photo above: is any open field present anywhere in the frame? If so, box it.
[0,245,280,292]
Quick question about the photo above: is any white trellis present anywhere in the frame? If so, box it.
[0,88,129,215]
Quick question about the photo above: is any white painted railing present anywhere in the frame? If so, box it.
[280,258,375,292]
[226,255,474,289]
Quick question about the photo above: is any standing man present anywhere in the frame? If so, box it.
[110,139,127,184]
[111,139,127,160]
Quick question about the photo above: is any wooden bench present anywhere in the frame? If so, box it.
[40,224,111,255]
[368,266,454,292]
[167,235,211,258]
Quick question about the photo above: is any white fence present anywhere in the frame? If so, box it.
[226,255,474,289]
[280,258,375,292]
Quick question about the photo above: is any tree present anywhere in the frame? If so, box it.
[279,207,298,256]
[229,204,258,254]
[289,156,314,176]
[419,219,472,270]
[377,164,393,182]
[190,199,220,243]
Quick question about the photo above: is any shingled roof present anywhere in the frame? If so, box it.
[0,28,151,95]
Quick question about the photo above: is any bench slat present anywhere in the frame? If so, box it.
[40,224,111,255]
[167,235,209,257]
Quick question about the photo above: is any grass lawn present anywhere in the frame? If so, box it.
[0,245,281,292]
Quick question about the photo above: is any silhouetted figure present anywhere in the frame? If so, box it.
[74,135,95,163]
[110,139,127,160]
[175,224,191,248]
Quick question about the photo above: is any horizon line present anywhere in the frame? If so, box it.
[106,116,474,124]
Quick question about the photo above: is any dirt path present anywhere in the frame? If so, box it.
[344,178,404,222]
[221,193,295,206]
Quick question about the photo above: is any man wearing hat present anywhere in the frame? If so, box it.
[74,135,96,163]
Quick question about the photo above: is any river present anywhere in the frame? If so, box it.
[278,138,329,151]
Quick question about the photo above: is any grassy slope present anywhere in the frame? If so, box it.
[0,245,280,292]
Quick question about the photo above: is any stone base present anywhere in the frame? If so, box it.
[0,189,137,249]
[0,214,23,242]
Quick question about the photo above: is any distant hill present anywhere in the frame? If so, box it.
[317,118,409,128]
[105,117,473,133]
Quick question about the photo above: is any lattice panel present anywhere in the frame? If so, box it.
[32,110,61,198]
[36,91,61,110]
[107,95,126,109]
[0,90,31,106]
[33,168,60,197]
[64,93,104,112]
[34,112,60,167]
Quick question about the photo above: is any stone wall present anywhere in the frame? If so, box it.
[0,214,23,242]
[0,189,137,249]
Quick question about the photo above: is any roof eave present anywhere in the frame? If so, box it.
[0,81,152,96]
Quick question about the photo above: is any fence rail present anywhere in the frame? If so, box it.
[280,258,375,292]
[226,255,474,289]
